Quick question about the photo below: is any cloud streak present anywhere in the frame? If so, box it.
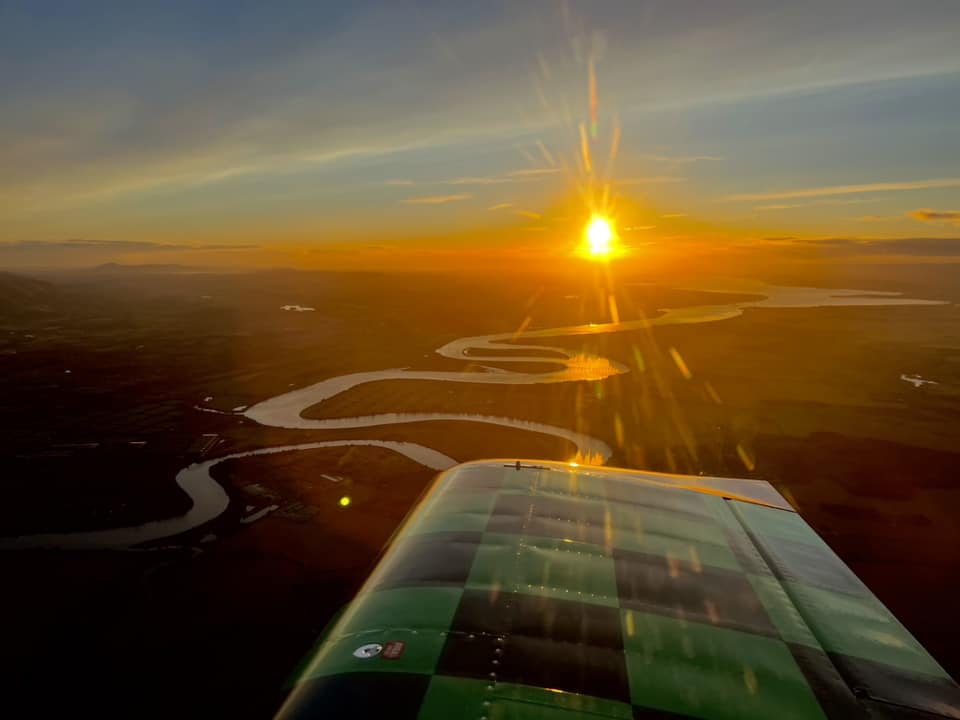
[402,194,472,205]
[727,178,960,202]
[796,237,960,256]
[446,168,559,185]
[643,154,722,164]
[3,239,255,251]
[909,208,960,225]
[507,168,559,177]
[618,176,686,185]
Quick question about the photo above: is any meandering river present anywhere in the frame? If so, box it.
[1,282,945,549]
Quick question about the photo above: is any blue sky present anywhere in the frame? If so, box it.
[2,0,960,261]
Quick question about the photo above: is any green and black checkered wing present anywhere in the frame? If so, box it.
[275,460,960,720]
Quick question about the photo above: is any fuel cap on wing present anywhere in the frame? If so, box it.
[352,643,383,659]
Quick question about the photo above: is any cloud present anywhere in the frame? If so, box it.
[446,176,516,186]
[908,208,960,225]
[402,194,471,205]
[385,179,414,186]
[446,168,558,185]
[507,168,559,177]
[618,176,686,185]
[855,215,900,222]
[756,198,879,210]
[3,239,255,251]
[661,213,687,218]
[488,203,513,211]
[643,154,722,164]
[727,178,960,202]
[795,237,960,256]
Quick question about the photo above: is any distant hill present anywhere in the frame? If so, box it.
[0,271,57,307]
[90,262,205,274]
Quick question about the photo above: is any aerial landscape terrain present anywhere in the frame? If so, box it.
[2,1,960,718]
[2,262,958,716]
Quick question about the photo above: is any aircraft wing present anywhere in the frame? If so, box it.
[275,460,960,719]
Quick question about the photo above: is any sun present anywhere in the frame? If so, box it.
[585,216,614,258]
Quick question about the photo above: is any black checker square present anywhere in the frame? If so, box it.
[372,531,482,591]
[614,548,777,637]
[721,527,771,576]
[787,643,865,720]
[486,492,607,544]
[828,652,960,719]
[437,590,630,702]
[437,632,630,703]
[433,631,501,679]
[447,588,624,648]
[632,707,703,719]
[276,672,430,720]
[604,478,711,519]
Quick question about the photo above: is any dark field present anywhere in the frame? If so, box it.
[1,264,958,718]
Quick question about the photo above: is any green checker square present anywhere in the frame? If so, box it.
[622,610,827,720]
[525,469,610,501]
[747,575,819,649]
[500,467,548,492]
[732,502,830,549]
[702,494,743,529]
[418,677,635,720]
[466,532,619,607]
[782,580,948,677]
[608,501,727,546]
[405,492,496,536]
[337,586,463,636]
[301,627,446,680]
[417,675,489,720]
[609,504,741,572]
[492,683,634,719]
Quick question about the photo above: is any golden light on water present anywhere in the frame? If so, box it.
[585,216,614,258]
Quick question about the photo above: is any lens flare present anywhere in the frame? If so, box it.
[586,216,614,258]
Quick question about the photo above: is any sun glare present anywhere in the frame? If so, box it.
[586,216,614,258]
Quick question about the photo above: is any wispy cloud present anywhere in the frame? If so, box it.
[515,210,541,219]
[727,178,960,202]
[507,168,560,177]
[618,176,686,185]
[402,194,471,205]
[661,213,687,218]
[908,208,960,225]
[3,239,255,251]
[385,179,414,186]
[796,237,960,256]
[447,176,515,186]
[446,168,558,185]
[643,154,722,164]
[488,203,513,211]
[757,198,879,210]
[856,215,900,222]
